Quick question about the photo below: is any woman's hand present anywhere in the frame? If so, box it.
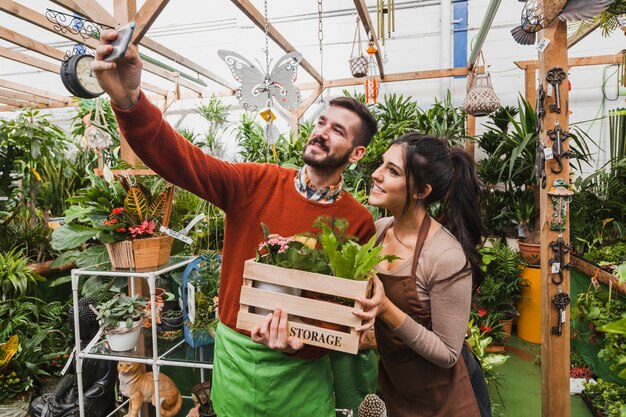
[91,28,142,109]
[353,275,386,332]
[250,306,303,353]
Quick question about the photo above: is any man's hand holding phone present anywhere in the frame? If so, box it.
[91,21,142,109]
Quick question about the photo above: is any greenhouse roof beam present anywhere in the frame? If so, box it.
[353,0,385,79]
[50,0,236,91]
[0,0,203,95]
[131,0,170,45]
[0,25,168,97]
[0,79,71,104]
[230,0,323,85]
[514,53,624,69]
[0,25,66,60]
[567,21,601,49]
[0,45,59,73]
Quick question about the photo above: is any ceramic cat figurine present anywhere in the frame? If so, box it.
[117,361,182,417]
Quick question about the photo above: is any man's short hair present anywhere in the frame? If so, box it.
[328,96,378,148]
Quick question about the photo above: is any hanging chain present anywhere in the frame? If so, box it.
[318,0,324,83]
[263,0,271,110]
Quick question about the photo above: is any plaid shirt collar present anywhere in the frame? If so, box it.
[295,166,344,203]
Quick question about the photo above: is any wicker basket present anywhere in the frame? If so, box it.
[349,56,368,78]
[0,394,31,417]
[105,235,173,270]
[462,72,501,117]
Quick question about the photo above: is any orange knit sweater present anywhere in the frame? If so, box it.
[113,92,375,351]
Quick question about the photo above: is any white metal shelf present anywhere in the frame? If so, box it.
[71,256,211,417]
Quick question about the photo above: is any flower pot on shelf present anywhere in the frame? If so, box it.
[104,319,144,351]
[105,235,173,270]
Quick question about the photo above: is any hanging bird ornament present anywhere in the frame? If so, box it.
[511,0,617,45]
[218,50,303,112]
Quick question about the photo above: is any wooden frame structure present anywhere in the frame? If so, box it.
[1,1,624,416]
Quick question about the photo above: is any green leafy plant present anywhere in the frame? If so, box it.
[0,247,44,300]
[95,294,147,329]
[466,319,509,385]
[318,222,398,280]
[583,378,626,417]
[477,243,527,319]
[187,250,221,337]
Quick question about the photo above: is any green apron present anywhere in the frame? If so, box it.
[211,322,335,417]
[329,350,378,415]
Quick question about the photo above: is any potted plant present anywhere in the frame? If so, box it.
[51,173,176,271]
[160,309,183,332]
[95,294,147,351]
[101,174,175,270]
[477,243,527,337]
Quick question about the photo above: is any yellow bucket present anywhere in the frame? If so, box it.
[517,266,542,344]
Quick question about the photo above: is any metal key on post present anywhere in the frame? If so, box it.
[551,288,570,336]
[546,67,567,114]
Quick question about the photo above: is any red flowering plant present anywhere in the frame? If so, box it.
[98,174,170,243]
[469,308,506,343]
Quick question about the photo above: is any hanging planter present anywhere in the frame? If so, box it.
[348,17,368,78]
[462,52,501,117]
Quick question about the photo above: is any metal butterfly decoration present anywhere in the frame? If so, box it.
[217,50,303,112]
[511,0,617,45]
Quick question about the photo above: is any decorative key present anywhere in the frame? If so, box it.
[549,237,572,285]
[546,68,567,114]
[536,84,546,131]
[547,121,570,173]
[551,289,570,336]
[536,139,547,189]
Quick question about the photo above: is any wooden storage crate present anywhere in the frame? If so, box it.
[105,235,173,270]
[237,259,370,354]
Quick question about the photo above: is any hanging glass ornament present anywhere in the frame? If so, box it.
[84,125,112,150]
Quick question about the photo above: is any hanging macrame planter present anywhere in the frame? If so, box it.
[462,52,500,117]
[349,16,368,78]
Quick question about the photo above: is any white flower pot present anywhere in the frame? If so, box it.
[253,281,302,316]
[105,319,143,351]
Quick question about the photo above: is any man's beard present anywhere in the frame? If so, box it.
[302,137,352,170]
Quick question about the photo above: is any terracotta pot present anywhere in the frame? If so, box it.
[485,343,506,353]
[518,241,541,266]
[499,318,514,338]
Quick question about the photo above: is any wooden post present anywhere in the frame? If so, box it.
[290,112,299,138]
[525,65,537,108]
[114,0,141,167]
[538,15,570,417]
[466,115,476,157]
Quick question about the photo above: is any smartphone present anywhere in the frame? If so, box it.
[104,21,136,62]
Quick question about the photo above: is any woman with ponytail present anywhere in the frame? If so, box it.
[355,133,491,417]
